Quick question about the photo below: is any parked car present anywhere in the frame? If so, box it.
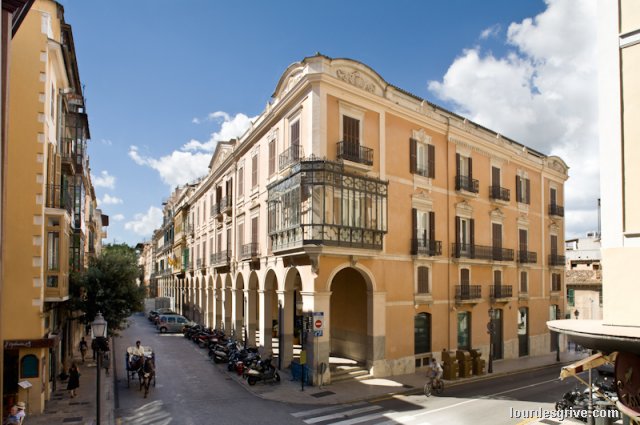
[156,314,193,333]
[148,308,175,322]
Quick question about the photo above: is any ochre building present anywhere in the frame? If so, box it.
[150,55,568,384]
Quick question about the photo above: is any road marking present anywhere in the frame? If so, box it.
[392,377,560,421]
[330,411,393,425]
[304,405,382,424]
[291,401,367,418]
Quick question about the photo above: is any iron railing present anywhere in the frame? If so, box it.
[455,175,479,193]
[549,204,564,217]
[451,243,514,261]
[517,250,537,263]
[411,238,442,256]
[455,285,481,301]
[240,243,259,260]
[336,141,373,166]
[490,285,513,299]
[279,144,303,170]
[548,253,566,266]
[489,185,510,202]
[45,184,73,215]
[212,251,230,267]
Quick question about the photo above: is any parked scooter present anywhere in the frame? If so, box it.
[245,357,280,386]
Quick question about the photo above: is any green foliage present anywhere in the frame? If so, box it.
[70,243,145,334]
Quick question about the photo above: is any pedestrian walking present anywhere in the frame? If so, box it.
[67,363,80,398]
[4,405,19,424]
[14,402,25,423]
[91,338,98,360]
[79,337,88,363]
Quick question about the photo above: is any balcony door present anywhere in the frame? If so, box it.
[518,307,529,357]
[456,217,473,256]
[492,223,502,260]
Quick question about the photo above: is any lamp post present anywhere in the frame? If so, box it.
[487,307,495,374]
[91,312,108,425]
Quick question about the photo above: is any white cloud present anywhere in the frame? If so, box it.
[124,206,163,237]
[112,214,125,222]
[129,111,254,187]
[192,117,200,124]
[480,24,501,39]
[428,0,597,238]
[92,170,116,189]
[100,139,113,146]
[101,194,123,205]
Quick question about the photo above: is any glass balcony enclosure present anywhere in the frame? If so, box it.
[268,159,388,252]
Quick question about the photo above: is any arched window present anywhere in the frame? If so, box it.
[414,313,432,354]
[20,354,39,378]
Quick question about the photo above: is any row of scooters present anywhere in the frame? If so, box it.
[555,378,619,422]
[182,324,281,386]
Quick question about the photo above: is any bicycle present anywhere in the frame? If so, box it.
[423,375,444,396]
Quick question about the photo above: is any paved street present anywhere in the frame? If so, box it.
[114,313,301,425]
[111,314,595,425]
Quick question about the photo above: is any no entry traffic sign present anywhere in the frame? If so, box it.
[313,312,324,336]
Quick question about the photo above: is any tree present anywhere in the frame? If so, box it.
[70,243,145,334]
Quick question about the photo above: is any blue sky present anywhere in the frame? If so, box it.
[58,0,597,245]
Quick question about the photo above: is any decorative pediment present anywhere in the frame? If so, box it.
[336,68,377,93]
[456,200,473,217]
[412,129,432,144]
[549,221,559,234]
[546,156,569,175]
[208,140,235,171]
[517,214,529,227]
[412,190,433,210]
[489,208,505,222]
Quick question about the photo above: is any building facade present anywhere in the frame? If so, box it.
[565,233,602,321]
[1,0,105,413]
[152,55,568,384]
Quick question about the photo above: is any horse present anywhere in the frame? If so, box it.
[127,355,144,386]
[138,356,155,398]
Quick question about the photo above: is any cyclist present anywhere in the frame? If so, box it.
[425,357,444,396]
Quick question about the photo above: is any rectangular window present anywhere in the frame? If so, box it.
[457,312,471,350]
[417,266,430,294]
[251,216,259,243]
[50,84,55,119]
[516,175,531,204]
[237,222,244,256]
[252,154,258,188]
[520,271,528,293]
[47,232,59,271]
[238,167,244,197]
[343,115,360,145]
[268,140,276,176]
[552,273,562,292]
[550,187,557,206]
[410,139,435,178]
[492,166,500,187]
[567,288,575,306]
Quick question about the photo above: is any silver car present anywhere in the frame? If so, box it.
[156,314,192,333]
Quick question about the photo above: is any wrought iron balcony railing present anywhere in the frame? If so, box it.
[490,285,513,300]
[336,141,373,166]
[451,243,514,261]
[517,250,538,264]
[279,144,303,170]
[489,185,510,202]
[219,196,231,213]
[548,253,566,266]
[455,175,479,193]
[549,204,564,217]
[411,238,442,256]
[196,258,203,269]
[240,242,260,260]
[455,285,481,301]
[212,251,230,267]
[45,184,73,215]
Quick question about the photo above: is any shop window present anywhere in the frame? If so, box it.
[20,354,39,378]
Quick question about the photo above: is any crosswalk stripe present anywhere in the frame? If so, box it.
[304,405,383,424]
[329,411,391,425]
[291,402,367,418]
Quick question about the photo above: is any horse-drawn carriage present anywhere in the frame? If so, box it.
[125,346,156,397]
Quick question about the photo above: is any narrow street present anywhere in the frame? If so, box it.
[112,314,592,425]
[113,314,300,425]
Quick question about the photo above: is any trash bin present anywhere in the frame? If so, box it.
[469,349,485,375]
[456,350,472,378]
[442,349,458,380]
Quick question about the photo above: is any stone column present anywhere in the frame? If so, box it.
[258,289,273,354]
[369,291,387,377]
[245,288,257,346]
[277,290,294,368]
[231,287,244,339]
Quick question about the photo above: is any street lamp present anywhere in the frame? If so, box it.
[487,307,495,373]
[91,312,108,425]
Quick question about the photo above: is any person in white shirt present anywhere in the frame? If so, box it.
[131,340,145,357]
[428,357,443,381]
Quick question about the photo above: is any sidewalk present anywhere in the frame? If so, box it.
[26,347,115,425]
[226,349,589,405]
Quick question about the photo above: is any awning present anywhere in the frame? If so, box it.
[560,352,614,380]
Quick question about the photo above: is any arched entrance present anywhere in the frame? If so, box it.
[223,275,233,332]
[330,267,369,365]
[234,274,245,339]
[414,312,432,355]
[260,270,278,356]
[245,272,259,346]
[279,268,303,369]
[214,276,223,329]
[206,276,214,328]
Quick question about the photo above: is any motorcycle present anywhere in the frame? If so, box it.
[245,357,280,386]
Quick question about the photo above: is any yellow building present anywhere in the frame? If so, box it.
[155,55,568,384]
[1,0,102,413]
